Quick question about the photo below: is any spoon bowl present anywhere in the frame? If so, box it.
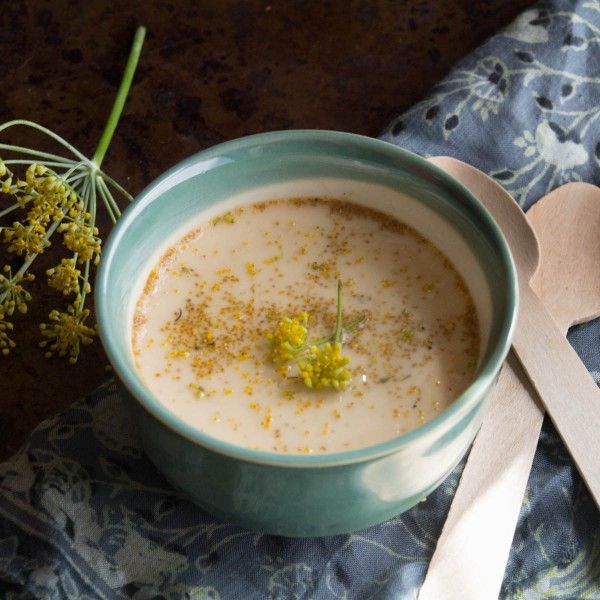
[430,156,541,283]
[529,182,600,333]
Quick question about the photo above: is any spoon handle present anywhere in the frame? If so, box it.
[418,354,543,600]
[513,283,600,506]
[419,287,600,600]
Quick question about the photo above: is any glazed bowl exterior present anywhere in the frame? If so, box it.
[96,130,517,537]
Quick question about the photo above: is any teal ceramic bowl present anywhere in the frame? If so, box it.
[96,130,517,537]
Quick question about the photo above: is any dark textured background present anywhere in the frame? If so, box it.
[0,0,533,459]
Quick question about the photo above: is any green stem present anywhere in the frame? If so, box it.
[0,122,88,162]
[3,159,76,169]
[307,314,365,347]
[91,26,146,168]
[80,175,91,213]
[67,178,86,197]
[334,280,343,344]
[66,171,88,185]
[97,185,117,223]
[78,178,97,309]
[345,313,366,331]
[0,203,19,219]
[0,143,78,164]
[61,161,87,182]
[78,259,91,309]
[100,170,133,201]
[97,175,120,222]
[90,172,97,225]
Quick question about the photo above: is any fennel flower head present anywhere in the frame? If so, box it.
[0,26,145,363]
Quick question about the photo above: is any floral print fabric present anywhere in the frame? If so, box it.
[382,1,600,210]
[2,1,600,598]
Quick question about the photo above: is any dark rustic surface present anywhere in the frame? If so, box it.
[0,0,533,460]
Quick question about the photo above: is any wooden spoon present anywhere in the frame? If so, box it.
[431,157,600,503]
[528,183,600,331]
[419,158,600,599]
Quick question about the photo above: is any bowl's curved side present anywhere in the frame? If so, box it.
[121,377,491,537]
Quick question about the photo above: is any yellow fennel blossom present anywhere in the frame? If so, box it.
[0,161,79,222]
[46,258,82,296]
[39,305,95,364]
[20,163,80,220]
[3,221,49,256]
[299,342,350,390]
[59,219,102,265]
[0,311,15,355]
[0,166,14,194]
[0,266,34,315]
[266,311,309,366]
[266,281,364,391]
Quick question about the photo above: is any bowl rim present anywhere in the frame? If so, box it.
[96,129,518,468]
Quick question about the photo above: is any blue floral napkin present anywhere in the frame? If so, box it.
[2,1,600,598]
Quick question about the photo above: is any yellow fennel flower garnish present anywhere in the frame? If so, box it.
[267,280,364,391]
[298,342,350,390]
[266,311,309,367]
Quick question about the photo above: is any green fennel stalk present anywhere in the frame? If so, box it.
[0,26,146,361]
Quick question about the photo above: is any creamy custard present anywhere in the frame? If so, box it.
[132,198,479,454]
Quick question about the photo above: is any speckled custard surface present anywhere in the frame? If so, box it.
[131,198,479,454]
